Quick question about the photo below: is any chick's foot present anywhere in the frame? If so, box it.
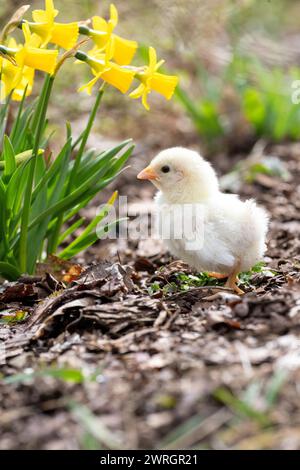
[225,275,244,295]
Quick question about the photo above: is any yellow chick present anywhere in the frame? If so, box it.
[137,147,269,294]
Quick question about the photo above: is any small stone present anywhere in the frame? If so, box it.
[234,302,249,318]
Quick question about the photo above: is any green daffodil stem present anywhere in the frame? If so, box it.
[19,74,54,273]
[68,83,105,189]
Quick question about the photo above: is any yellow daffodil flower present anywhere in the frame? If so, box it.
[0,38,34,101]
[27,0,79,49]
[89,4,137,66]
[78,43,135,95]
[15,23,58,74]
[129,47,179,110]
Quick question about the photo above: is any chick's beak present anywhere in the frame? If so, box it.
[137,166,159,181]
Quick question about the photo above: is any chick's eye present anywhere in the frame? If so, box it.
[161,165,170,173]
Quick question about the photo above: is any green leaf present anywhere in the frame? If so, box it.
[6,158,31,227]
[28,142,131,231]
[213,387,271,427]
[104,144,134,177]
[44,139,72,254]
[0,179,9,258]
[59,192,118,258]
[59,219,120,260]
[0,95,10,146]
[2,135,16,181]
[265,370,288,408]
[57,217,85,245]
[175,86,202,126]
[0,262,21,281]
[9,86,30,144]
[3,367,88,384]
[31,140,71,204]
[6,152,44,240]
[242,88,266,134]
[75,140,132,186]
[70,402,122,449]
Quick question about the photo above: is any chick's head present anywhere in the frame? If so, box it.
[137,147,219,202]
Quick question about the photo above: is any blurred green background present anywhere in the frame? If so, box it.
[1,0,300,156]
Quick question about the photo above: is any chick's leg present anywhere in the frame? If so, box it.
[225,262,244,295]
[207,272,228,280]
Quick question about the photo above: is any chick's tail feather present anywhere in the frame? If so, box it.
[240,199,270,271]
